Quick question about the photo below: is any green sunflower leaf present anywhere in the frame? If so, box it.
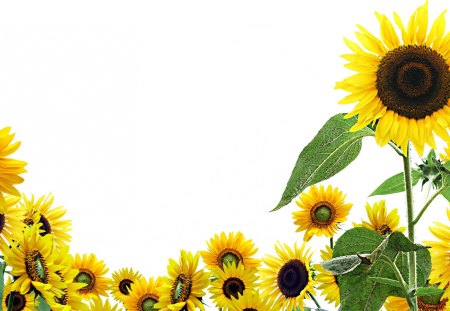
[368,277,403,288]
[415,287,445,304]
[273,114,373,211]
[0,260,4,309]
[36,296,51,311]
[369,170,421,197]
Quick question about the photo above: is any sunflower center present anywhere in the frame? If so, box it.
[38,215,51,236]
[418,297,448,311]
[310,202,335,226]
[277,259,309,298]
[119,279,133,295]
[218,248,243,268]
[24,218,34,226]
[0,214,5,233]
[75,269,96,293]
[222,277,245,299]
[243,309,258,311]
[376,45,450,119]
[25,249,48,283]
[170,274,192,304]
[376,224,392,235]
[5,292,26,311]
[55,288,69,305]
[138,293,159,311]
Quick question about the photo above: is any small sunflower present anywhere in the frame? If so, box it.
[2,278,38,311]
[155,250,210,311]
[0,195,25,252]
[259,242,315,311]
[356,200,406,235]
[424,208,450,299]
[21,193,72,248]
[0,127,27,198]
[314,245,340,307]
[293,184,352,241]
[110,267,143,303]
[200,232,260,271]
[385,295,450,311]
[88,299,121,311]
[72,253,110,300]
[336,2,450,156]
[229,291,274,311]
[209,262,258,310]
[123,277,162,311]
[3,225,66,298]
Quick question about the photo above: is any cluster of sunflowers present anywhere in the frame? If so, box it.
[2,1,450,311]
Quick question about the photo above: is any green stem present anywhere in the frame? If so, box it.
[330,237,334,250]
[380,255,415,308]
[412,186,447,225]
[402,143,417,310]
[388,141,404,156]
[307,291,321,309]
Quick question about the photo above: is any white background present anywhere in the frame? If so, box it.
[1,1,448,309]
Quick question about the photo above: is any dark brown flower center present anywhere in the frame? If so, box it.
[217,248,243,269]
[376,224,392,235]
[418,297,448,310]
[376,45,450,119]
[25,249,48,283]
[38,215,51,236]
[0,214,5,234]
[138,293,159,311]
[75,269,96,293]
[243,309,258,311]
[277,259,309,298]
[222,277,245,299]
[310,202,335,226]
[170,273,192,304]
[5,292,27,311]
[119,279,133,295]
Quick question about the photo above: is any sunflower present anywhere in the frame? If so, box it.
[123,277,162,311]
[355,200,406,235]
[110,267,143,303]
[21,193,72,248]
[229,291,274,311]
[155,250,210,311]
[424,208,450,300]
[0,127,27,198]
[293,184,352,241]
[88,299,121,311]
[2,278,38,311]
[72,253,110,300]
[336,2,450,156]
[0,195,25,252]
[200,232,260,271]
[209,261,258,310]
[385,295,450,311]
[314,245,340,307]
[3,225,66,298]
[440,143,450,161]
[259,242,315,311]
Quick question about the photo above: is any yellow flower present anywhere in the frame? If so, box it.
[123,277,162,311]
[21,193,72,248]
[314,245,340,307]
[0,195,25,252]
[424,208,450,300]
[0,127,27,197]
[72,253,110,301]
[88,299,121,311]
[209,262,258,310]
[229,291,274,311]
[110,267,143,303]
[3,225,66,298]
[2,278,38,311]
[356,200,405,235]
[293,185,352,241]
[259,242,315,311]
[336,2,450,155]
[155,250,210,311]
[385,295,450,311]
[200,231,260,271]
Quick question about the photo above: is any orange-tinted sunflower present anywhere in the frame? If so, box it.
[314,245,340,307]
[356,200,405,235]
[200,231,260,271]
[110,267,143,303]
[72,253,110,301]
[293,185,352,241]
[123,277,162,311]
[0,195,25,252]
[336,2,450,155]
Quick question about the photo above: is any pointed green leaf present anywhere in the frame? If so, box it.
[415,287,445,304]
[369,170,420,197]
[37,296,51,311]
[273,114,373,211]
[321,254,364,275]
[387,232,429,252]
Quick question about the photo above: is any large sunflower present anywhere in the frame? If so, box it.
[200,231,260,271]
[72,253,110,301]
[123,277,162,311]
[21,193,72,248]
[0,195,25,252]
[0,127,27,198]
[229,291,274,311]
[3,225,66,298]
[336,2,450,155]
[209,261,258,310]
[385,295,450,311]
[356,200,406,235]
[424,208,450,299]
[2,278,38,311]
[155,250,210,311]
[110,267,143,303]
[314,245,340,307]
[259,242,315,311]
[293,184,352,241]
